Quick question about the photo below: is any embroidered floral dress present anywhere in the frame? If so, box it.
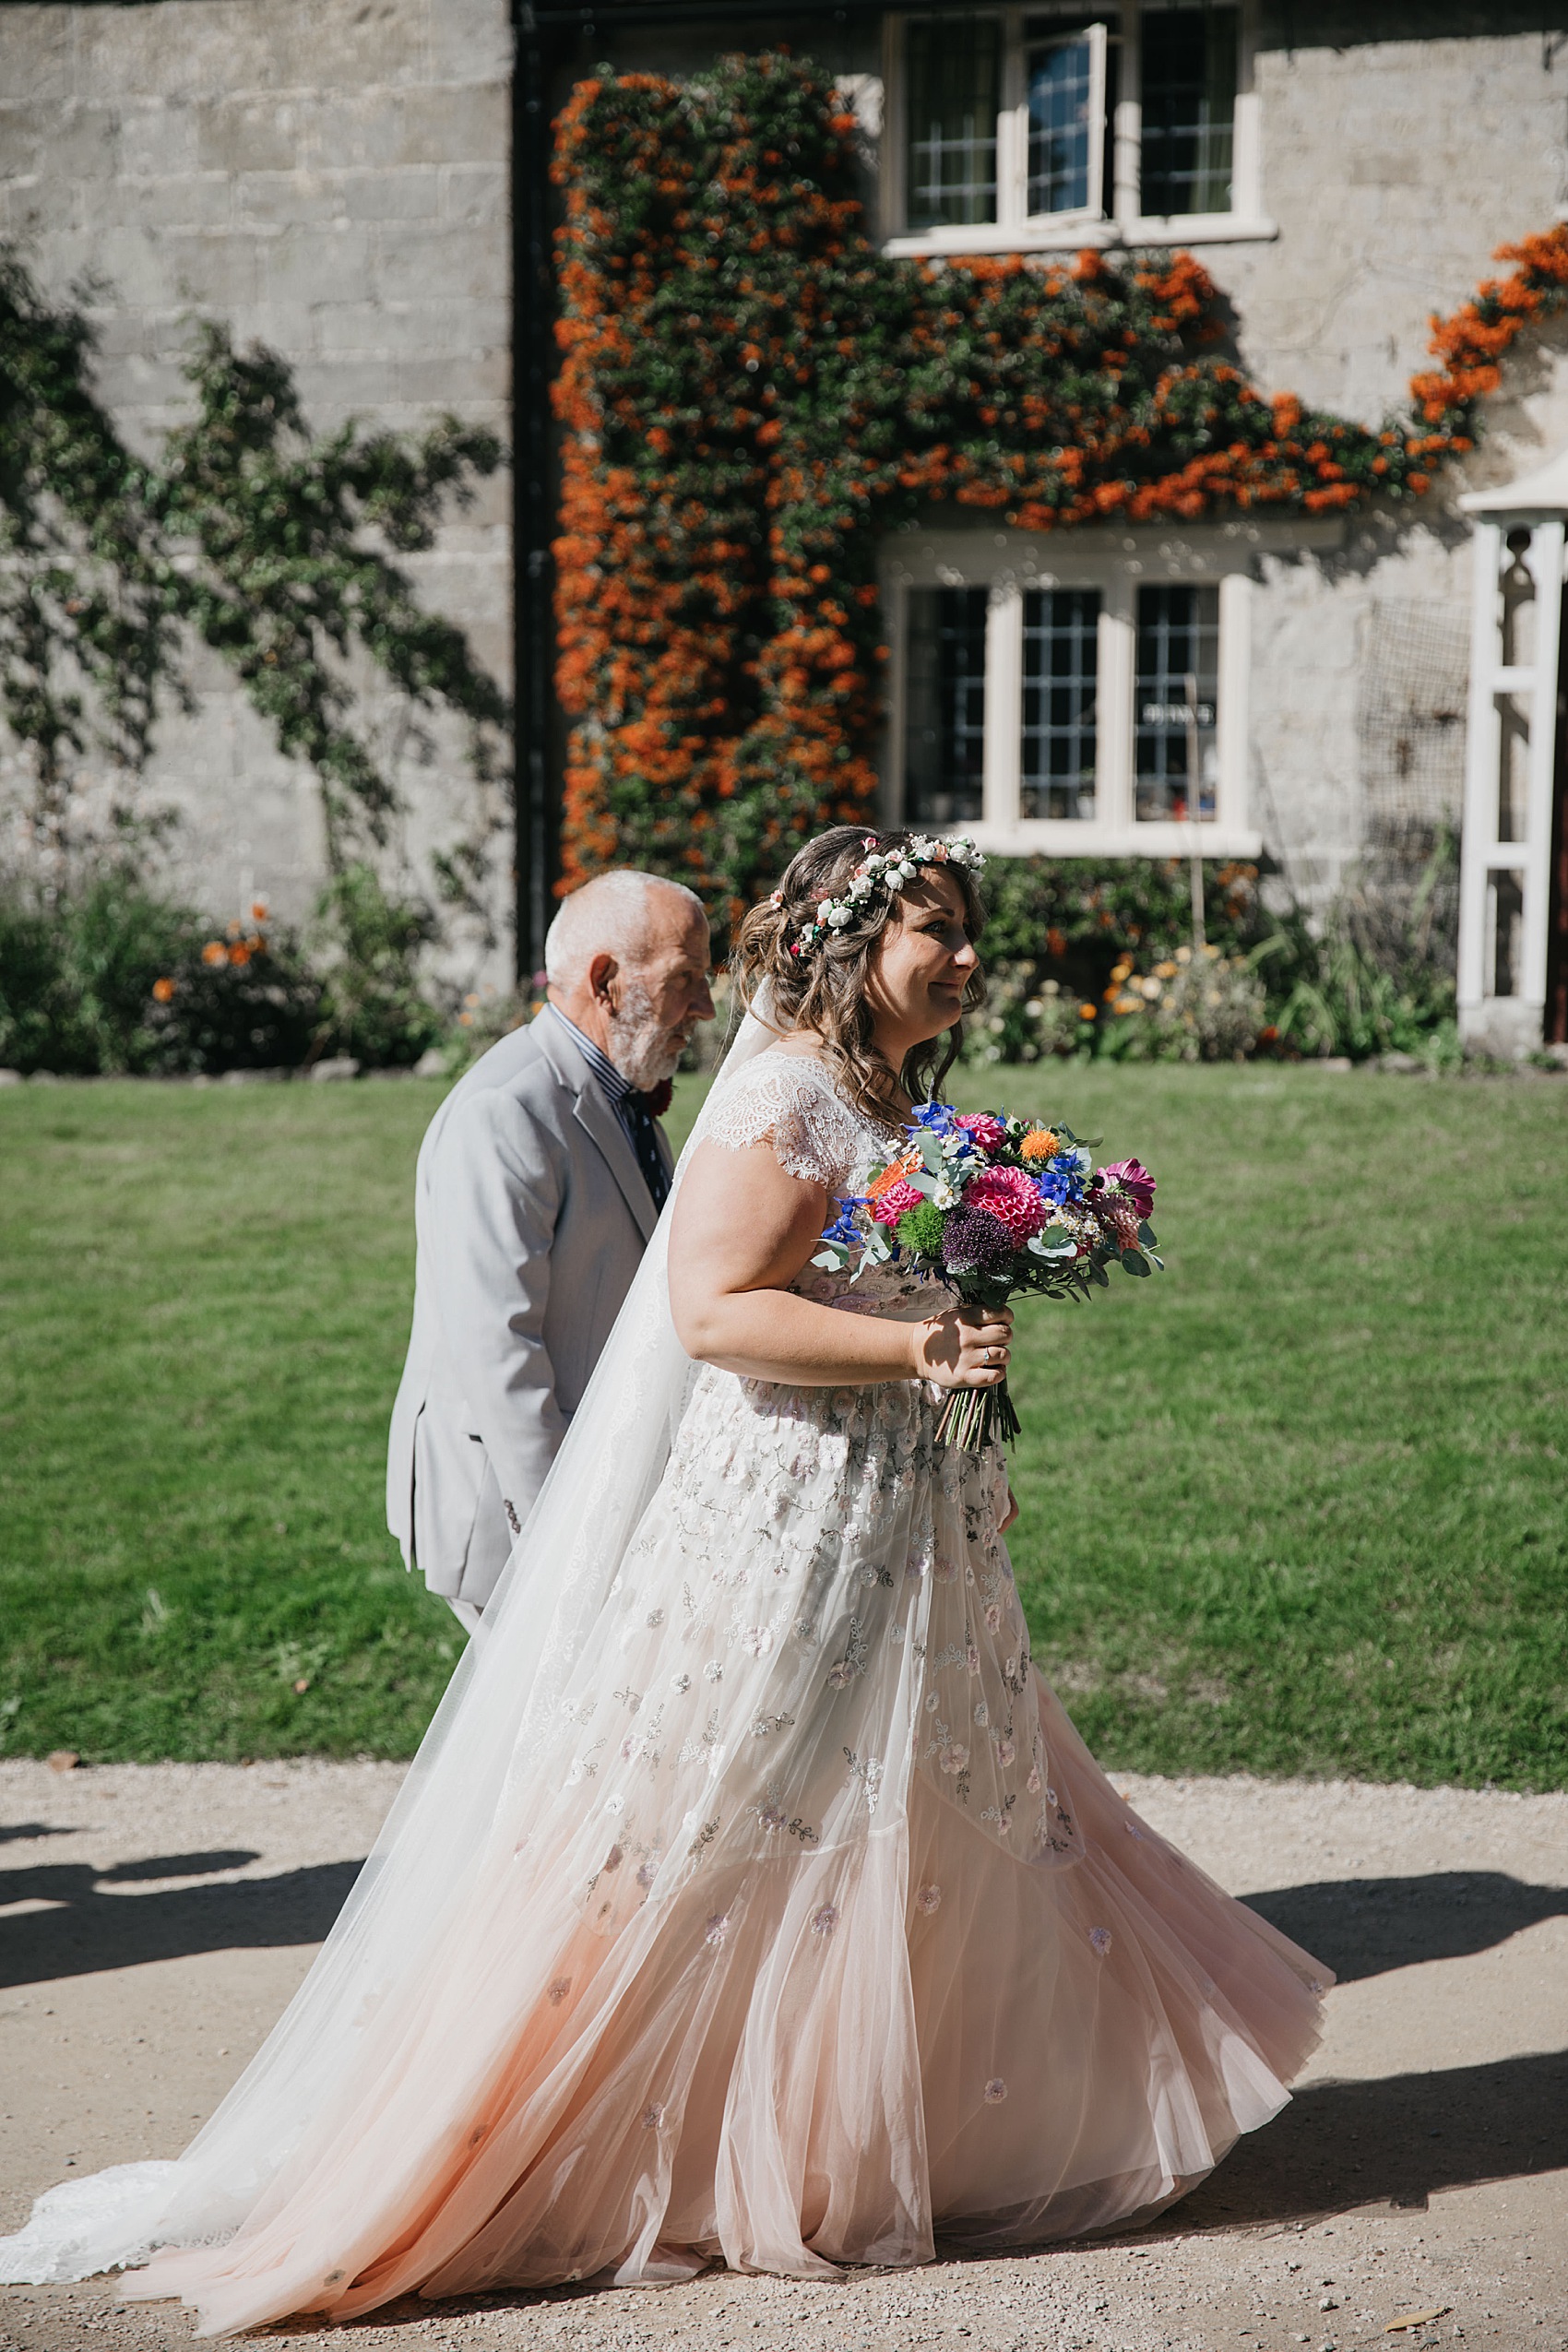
[124,1052,1327,2333]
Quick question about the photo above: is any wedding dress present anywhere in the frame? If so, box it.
[0,1036,1328,2336]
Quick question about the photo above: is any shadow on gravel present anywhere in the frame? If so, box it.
[1177,2049,1568,2229]
[1241,1871,1568,1981]
[0,1849,363,1987]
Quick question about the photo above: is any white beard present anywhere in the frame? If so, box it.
[606,980,683,1091]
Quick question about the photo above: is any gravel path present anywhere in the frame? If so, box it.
[2,1761,1563,2352]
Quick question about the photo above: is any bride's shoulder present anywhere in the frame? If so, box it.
[702,1048,873,1187]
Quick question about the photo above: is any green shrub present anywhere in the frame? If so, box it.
[313,863,445,1069]
[143,910,322,1074]
[0,866,198,1074]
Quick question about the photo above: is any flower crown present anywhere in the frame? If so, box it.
[771,835,986,956]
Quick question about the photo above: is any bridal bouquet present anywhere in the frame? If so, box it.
[813,1103,1161,1453]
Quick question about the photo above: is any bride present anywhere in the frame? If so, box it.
[1,826,1328,2334]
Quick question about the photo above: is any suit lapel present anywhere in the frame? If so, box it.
[535,1011,659,1243]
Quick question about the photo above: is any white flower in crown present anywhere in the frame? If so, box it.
[783,834,985,956]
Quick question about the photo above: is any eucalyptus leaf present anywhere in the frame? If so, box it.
[1119,1248,1150,1276]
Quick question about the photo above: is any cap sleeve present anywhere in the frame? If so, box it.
[703,1057,866,1190]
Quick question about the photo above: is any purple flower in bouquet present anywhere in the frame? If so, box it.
[941,1206,1014,1277]
[1097,1158,1157,1221]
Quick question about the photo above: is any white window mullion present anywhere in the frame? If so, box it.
[983,581,1023,833]
[1111,0,1142,231]
[1097,576,1135,832]
[1216,570,1251,835]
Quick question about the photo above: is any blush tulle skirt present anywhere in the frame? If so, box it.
[122,1669,1326,2335]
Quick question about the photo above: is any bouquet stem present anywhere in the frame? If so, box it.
[934,1377,1022,1455]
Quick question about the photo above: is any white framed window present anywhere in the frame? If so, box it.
[883,3,1270,256]
[882,525,1294,857]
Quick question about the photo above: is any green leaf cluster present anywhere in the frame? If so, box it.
[0,252,510,885]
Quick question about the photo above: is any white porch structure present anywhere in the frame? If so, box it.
[1457,452,1568,1056]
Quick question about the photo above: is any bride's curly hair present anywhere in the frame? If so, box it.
[732,826,986,1124]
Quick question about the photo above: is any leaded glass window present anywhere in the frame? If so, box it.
[1140,7,1238,217]
[905,16,1001,232]
[1134,583,1218,820]
[906,587,988,824]
[1022,588,1099,818]
[1025,27,1107,218]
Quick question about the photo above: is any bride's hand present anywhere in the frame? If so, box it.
[911,1303,1013,1389]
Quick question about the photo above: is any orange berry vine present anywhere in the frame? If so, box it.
[552,51,1568,929]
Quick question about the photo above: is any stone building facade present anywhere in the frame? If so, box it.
[4,0,1568,1035]
[1,0,516,975]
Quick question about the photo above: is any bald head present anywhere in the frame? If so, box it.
[544,870,702,993]
[545,870,713,1089]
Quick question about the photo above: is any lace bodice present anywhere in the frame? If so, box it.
[705,1050,895,1192]
[705,1050,937,1319]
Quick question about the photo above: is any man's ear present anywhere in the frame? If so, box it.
[588,950,619,1005]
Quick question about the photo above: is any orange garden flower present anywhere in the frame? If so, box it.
[550,56,1568,921]
[1019,1129,1059,1162]
[152,977,176,1004]
[201,942,228,967]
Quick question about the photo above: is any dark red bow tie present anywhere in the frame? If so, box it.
[628,1079,673,1118]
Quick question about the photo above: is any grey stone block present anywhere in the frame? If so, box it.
[263,221,377,307]
[340,166,444,223]
[313,295,511,358]
[196,99,303,176]
[0,13,74,106]
[24,103,121,185]
[374,222,508,305]
[0,110,47,183]
[439,163,506,228]
[360,83,509,171]
[396,350,511,407]
[116,101,200,179]
[78,173,236,234]
[425,0,514,90]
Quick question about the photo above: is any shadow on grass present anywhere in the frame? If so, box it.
[1241,1871,1568,1982]
[0,1849,362,1988]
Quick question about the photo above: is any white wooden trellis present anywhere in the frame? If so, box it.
[1456,451,1568,1056]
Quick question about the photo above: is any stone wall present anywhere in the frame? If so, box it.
[0,0,514,979]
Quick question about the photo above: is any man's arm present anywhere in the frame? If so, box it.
[424,1087,568,1535]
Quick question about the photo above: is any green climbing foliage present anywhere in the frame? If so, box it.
[0,248,510,885]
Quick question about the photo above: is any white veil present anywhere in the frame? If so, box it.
[0,997,784,2287]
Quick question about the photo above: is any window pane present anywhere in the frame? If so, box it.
[1141,7,1237,217]
[1022,588,1099,818]
[906,587,988,826]
[1027,35,1094,216]
[1135,583,1218,820]
[906,16,1001,230]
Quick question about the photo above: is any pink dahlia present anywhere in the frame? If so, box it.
[1097,1157,1157,1221]
[963,1163,1051,1241]
[955,1111,1006,1153]
[870,1177,925,1228]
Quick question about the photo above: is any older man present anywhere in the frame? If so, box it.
[387,870,714,1628]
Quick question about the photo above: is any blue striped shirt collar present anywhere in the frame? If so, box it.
[545,1002,633,1104]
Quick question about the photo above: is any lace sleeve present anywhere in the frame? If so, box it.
[703,1058,866,1189]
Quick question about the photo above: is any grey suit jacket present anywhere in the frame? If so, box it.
[386,1009,671,1610]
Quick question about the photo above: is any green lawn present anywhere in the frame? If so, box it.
[0,1066,1562,1785]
